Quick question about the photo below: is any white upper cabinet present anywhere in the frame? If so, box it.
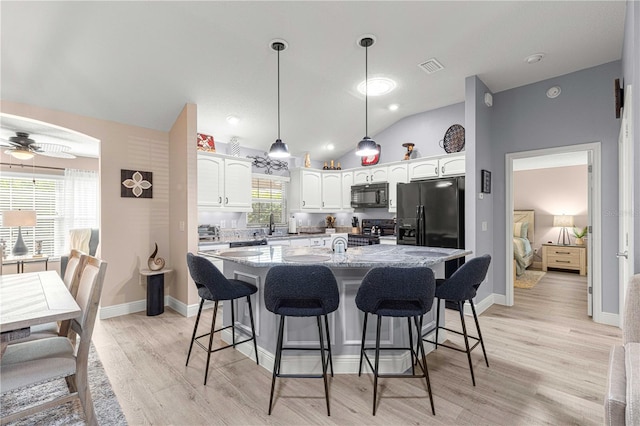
[289,169,323,211]
[408,153,465,181]
[387,163,408,212]
[439,154,466,176]
[321,172,342,210]
[341,171,354,209]
[354,165,388,184]
[197,153,252,211]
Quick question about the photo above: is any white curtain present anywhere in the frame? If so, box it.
[58,169,99,254]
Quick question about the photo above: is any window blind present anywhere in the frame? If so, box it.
[247,176,287,227]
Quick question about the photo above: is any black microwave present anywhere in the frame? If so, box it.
[351,183,389,208]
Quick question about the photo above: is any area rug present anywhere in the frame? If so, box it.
[1,343,127,425]
[515,270,546,289]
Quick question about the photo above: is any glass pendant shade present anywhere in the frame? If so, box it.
[355,136,379,156]
[268,139,289,158]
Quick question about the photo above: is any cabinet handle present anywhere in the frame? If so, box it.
[218,196,222,203]
[441,166,445,174]
[435,167,438,175]
[225,197,228,204]
[303,200,306,206]
[556,260,571,263]
[556,251,571,255]
[366,176,369,182]
[322,201,325,207]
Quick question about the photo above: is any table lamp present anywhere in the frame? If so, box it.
[2,210,37,256]
[553,214,574,245]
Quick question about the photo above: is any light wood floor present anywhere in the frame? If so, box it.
[92,271,621,425]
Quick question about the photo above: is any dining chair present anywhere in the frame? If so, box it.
[0,255,108,425]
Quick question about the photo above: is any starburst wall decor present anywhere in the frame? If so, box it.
[121,169,153,198]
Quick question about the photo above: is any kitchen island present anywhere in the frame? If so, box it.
[199,244,470,374]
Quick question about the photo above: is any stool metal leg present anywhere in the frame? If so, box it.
[268,315,285,415]
[408,317,415,375]
[435,298,441,349]
[231,300,236,348]
[186,299,204,366]
[204,301,219,386]
[317,316,331,416]
[246,295,259,365]
[458,301,476,386]
[324,315,334,377]
[469,299,489,367]
[417,315,435,415]
[358,312,368,376]
[373,314,382,416]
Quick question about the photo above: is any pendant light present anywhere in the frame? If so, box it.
[355,36,379,157]
[268,40,290,158]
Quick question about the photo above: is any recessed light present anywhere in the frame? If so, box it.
[226,115,240,125]
[524,53,545,64]
[326,143,335,150]
[546,86,561,99]
[388,104,399,111]
[357,77,396,96]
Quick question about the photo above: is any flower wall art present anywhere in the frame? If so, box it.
[121,169,153,198]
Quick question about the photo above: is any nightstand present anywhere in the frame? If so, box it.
[542,244,587,275]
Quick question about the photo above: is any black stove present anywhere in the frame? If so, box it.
[361,219,396,236]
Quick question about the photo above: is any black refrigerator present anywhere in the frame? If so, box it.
[397,176,465,278]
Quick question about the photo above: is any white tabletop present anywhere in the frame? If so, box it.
[0,271,81,333]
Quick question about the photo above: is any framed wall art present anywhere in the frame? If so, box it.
[481,169,491,194]
[197,133,216,152]
[121,169,153,198]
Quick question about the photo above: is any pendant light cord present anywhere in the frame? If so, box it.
[365,42,368,137]
[277,47,281,140]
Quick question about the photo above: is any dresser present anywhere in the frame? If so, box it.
[542,244,587,275]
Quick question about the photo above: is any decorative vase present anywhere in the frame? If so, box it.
[304,153,311,168]
[148,243,166,271]
[228,137,240,157]
[575,237,584,245]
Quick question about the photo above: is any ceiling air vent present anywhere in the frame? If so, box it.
[418,58,444,74]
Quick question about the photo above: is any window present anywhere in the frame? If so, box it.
[0,170,98,258]
[247,175,287,227]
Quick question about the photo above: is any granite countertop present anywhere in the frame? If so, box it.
[199,244,470,268]
[199,232,344,247]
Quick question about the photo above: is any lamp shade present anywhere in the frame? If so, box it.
[2,210,37,227]
[268,139,290,158]
[355,136,379,156]
[553,214,574,227]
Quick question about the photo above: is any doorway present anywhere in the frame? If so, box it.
[505,143,602,322]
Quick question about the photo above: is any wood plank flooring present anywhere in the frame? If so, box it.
[92,271,622,425]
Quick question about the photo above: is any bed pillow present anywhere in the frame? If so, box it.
[514,222,529,239]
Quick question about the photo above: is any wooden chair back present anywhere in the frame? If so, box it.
[63,249,88,296]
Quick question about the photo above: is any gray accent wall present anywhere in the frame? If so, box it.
[465,76,494,302]
[338,103,465,169]
[490,61,622,314]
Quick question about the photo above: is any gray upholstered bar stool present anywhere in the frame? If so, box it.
[422,254,491,386]
[264,264,339,416]
[185,253,259,385]
[356,266,437,416]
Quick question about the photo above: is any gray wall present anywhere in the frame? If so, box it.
[491,61,622,314]
[338,103,465,169]
[465,76,494,302]
[622,0,640,272]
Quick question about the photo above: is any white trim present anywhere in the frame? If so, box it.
[462,293,495,316]
[599,312,621,328]
[505,142,604,324]
[251,172,290,182]
[99,296,214,319]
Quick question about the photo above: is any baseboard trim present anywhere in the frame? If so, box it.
[99,296,213,319]
[461,293,500,316]
[598,311,620,327]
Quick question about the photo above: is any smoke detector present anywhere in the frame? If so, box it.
[418,58,444,74]
[525,53,545,64]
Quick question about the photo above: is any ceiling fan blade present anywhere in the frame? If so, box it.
[35,143,77,159]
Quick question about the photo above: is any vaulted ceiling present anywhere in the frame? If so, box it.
[0,1,626,160]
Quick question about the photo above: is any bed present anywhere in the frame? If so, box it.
[513,210,535,277]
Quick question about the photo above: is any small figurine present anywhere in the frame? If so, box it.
[304,153,311,168]
[336,162,342,170]
[323,161,329,170]
[148,243,166,271]
[402,143,415,160]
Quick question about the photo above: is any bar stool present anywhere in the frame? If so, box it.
[185,253,259,385]
[422,254,491,386]
[264,265,339,416]
[355,266,436,416]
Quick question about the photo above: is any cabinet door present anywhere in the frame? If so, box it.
[440,154,465,177]
[322,173,342,210]
[370,166,388,183]
[224,159,252,209]
[353,169,370,184]
[408,158,439,180]
[341,171,354,209]
[301,170,322,209]
[387,163,408,211]
[197,155,224,207]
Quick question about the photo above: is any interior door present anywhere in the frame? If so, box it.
[587,150,593,316]
[618,85,634,320]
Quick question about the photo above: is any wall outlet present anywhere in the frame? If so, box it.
[220,220,226,228]
[231,220,237,228]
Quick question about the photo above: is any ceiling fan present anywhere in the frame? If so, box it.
[1,131,76,160]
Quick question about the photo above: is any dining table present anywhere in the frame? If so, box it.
[0,270,81,356]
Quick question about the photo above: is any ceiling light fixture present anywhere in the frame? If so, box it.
[268,40,290,159]
[355,36,379,157]
[357,77,396,96]
[6,147,34,160]
[226,115,240,125]
[326,143,335,151]
[546,86,561,99]
[524,53,545,64]
[388,104,399,111]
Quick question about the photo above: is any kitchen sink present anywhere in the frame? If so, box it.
[218,250,261,257]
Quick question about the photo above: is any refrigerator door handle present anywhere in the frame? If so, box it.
[417,205,424,246]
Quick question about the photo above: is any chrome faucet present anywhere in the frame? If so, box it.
[268,213,275,235]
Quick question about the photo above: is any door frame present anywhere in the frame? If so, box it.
[619,85,634,321]
[505,142,603,323]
